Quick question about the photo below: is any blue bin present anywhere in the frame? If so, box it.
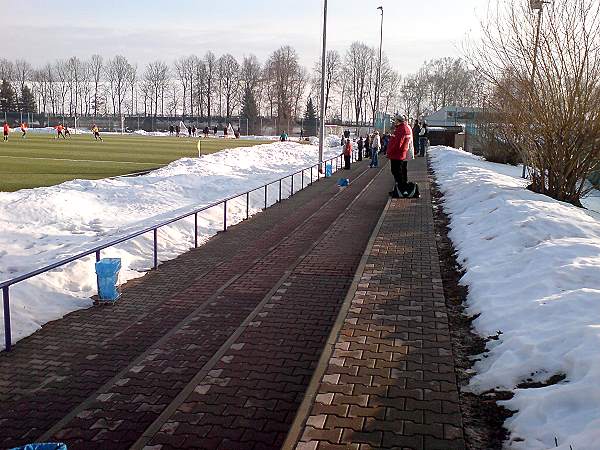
[11,444,67,450]
[337,178,349,187]
[95,258,121,301]
[325,163,332,178]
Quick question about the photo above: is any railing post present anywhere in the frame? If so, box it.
[153,229,158,269]
[3,286,11,352]
[194,213,198,248]
[291,175,294,196]
[95,250,101,262]
[246,192,250,219]
[223,200,227,232]
[279,179,282,202]
[264,185,267,209]
[311,166,313,185]
[301,170,304,190]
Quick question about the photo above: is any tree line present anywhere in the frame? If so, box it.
[0,45,479,127]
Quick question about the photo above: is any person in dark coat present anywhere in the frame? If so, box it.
[382,133,390,155]
[175,125,180,137]
[419,121,429,157]
[357,136,364,161]
[169,125,174,136]
[412,120,422,157]
[365,134,371,158]
[213,126,218,135]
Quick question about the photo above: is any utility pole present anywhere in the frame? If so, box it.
[374,6,384,130]
[318,0,328,172]
[523,0,548,179]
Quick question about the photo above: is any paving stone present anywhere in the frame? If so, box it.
[289,158,466,450]
[0,159,386,449]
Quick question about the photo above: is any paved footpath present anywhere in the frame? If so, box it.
[0,156,466,450]
[285,157,466,450]
[0,157,390,449]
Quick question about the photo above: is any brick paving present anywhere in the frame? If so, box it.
[0,155,466,450]
[0,158,390,449]
[287,157,466,450]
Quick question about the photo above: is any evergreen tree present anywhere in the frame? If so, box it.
[0,80,16,112]
[241,86,259,135]
[304,97,318,137]
[20,85,36,113]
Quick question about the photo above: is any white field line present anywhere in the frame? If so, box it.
[0,155,161,165]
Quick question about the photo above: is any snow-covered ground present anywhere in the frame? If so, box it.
[0,139,343,350]
[430,146,600,450]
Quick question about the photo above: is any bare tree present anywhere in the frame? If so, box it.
[345,42,374,125]
[265,46,303,133]
[312,49,341,120]
[144,61,169,119]
[470,0,600,205]
[106,55,133,117]
[204,51,217,124]
[174,56,192,116]
[218,54,240,120]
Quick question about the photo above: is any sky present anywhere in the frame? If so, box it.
[4,0,487,75]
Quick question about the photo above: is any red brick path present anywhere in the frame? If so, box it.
[287,156,466,450]
[0,159,391,449]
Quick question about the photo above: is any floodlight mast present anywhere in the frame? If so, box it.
[318,0,328,173]
[523,0,551,178]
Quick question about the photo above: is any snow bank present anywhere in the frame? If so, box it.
[430,146,600,450]
[0,141,343,349]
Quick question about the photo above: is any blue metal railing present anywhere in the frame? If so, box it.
[0,149,358,351]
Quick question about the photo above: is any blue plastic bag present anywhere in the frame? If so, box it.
[11,444,67,450]
[95,258,121,301]
[325,163,332,177]
[337,178,349,187]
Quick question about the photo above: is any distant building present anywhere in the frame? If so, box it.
[424,106,481,127]
[423,107,482,150]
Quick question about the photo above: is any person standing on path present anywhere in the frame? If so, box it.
[365,134,371,158]
[357,136,364,161]
[370,131,381,168]
[387,116,412,194]
[343,138,352,170]
[412,120,422,157]
[2,122,9,141]
[419,121,429,157]
[20,122,28,138]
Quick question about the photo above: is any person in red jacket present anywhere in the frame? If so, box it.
[3,122,9,141]
[387,116,413,193]
[343,138,352,170]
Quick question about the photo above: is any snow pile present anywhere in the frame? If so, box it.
[430,146,600,450]
[0,141,343,349]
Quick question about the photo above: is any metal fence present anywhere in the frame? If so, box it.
[0,149,358,352]
[1,111,323,136]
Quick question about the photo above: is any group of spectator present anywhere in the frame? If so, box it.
[338,118,430,197]
[169,124,241,139]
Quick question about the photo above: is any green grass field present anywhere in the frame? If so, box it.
[0,133,269,191]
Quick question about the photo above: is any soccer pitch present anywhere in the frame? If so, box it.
[0,133,270,192]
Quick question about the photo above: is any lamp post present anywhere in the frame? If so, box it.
[318,0,328,173]
[374,6,384,130]
[523,0,549,178]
